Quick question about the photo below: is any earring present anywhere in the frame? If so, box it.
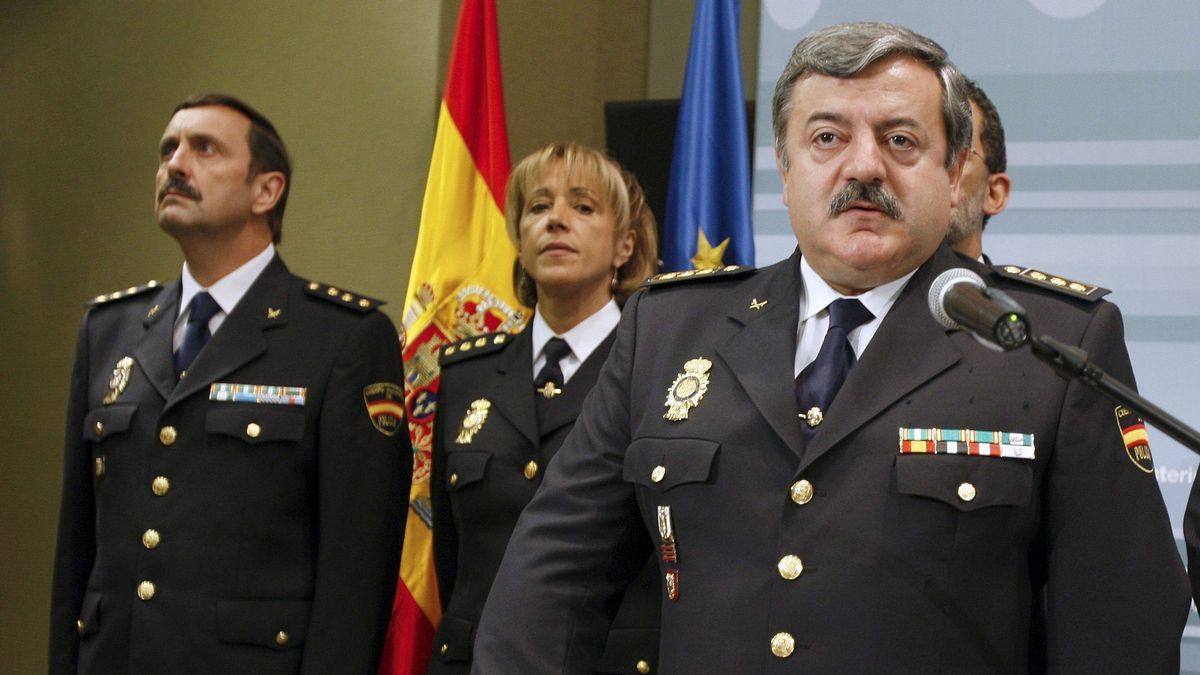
[610,269,620,293]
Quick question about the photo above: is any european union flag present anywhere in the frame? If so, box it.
[662,0,754,272]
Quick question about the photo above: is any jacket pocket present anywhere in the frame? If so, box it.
[82,405,137,442]
[432,613,475,663]
[77,591,102,638]
[596,627,660,674]
[445,450,491,491]
[215,598,311,649]
[895,453,1032,512]
[206,406,305,445]
[623,437,719,492]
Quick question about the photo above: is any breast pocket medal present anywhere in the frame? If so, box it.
[103,356,134,404]
[663,357,712,421]
[455,399,491,444]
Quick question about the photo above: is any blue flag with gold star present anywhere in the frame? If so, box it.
[662,0,754,272]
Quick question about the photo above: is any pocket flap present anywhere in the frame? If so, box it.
[83,405,137,442]
[206,407,305,444]
[432,614,475,663]
[895,454,1031,512]
[596,627,660,673]
[77,591,102,638]
[445,451,491,491]
[623,437,719,492]
[216,598,310,649]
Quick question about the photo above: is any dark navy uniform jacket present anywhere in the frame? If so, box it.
[473,244,1188,673]
[49,255,409,674]
[430,326,660,674]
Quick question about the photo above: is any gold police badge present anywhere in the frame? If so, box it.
[663,357,712,421]
[455,399,491,444]
[103,356,134,405]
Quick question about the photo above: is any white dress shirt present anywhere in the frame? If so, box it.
[173,243,276,352]
[794,256,916,377]
[530,299,621,384]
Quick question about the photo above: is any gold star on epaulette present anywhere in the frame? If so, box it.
[643,264,755,288]
[992,264,1110,302]
[439,332,511,366]
[303,280,385,313]
[87,280,161,307]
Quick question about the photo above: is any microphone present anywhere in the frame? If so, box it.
[927,268,1030,350]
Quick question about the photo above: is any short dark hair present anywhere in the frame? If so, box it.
[173,93,291,243]
[963,78,1007,175]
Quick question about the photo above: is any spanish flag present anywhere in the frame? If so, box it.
[378,1,526,671]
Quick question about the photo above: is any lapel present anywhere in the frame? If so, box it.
[134,280,182,401]
[486,328,539,448]
[539,329,617,437]
[797,244,963,472]
[716,249,806,459]
[164,255,292,412]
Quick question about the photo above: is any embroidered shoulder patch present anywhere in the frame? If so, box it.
[363,382,404,436]
[1114,405,1154,473]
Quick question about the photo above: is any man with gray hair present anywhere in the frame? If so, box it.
[473,22,1187,672]
[947,78,1012,261]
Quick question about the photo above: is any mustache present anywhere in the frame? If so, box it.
[828,181,902,220]
[158,176,201,202]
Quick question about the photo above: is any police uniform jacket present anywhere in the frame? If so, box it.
[430,326,661,674]
[49,255,410,674]
[472,243,1189,673]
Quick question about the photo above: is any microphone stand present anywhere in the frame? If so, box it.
[1031,334,1200,455]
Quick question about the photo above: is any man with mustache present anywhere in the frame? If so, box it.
[49,93,409,673]
[472,22,1188,672]
[946,78,1011,263]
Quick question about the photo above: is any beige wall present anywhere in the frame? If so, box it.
[0,0,757,668]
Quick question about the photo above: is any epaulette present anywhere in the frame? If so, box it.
[642,264,755,288]
[303,280,385,313]
[439,332,512,366]
[87,280,161,307]
[992,264,1110,302]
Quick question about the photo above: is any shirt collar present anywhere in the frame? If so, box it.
[178,243,276,322]
[798,255,917,323]
[531,299,621,363]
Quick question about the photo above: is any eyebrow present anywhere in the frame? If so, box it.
[158,131,222,155]
[804,112,925,134]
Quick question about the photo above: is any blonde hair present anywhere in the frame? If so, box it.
[506,142,659,306]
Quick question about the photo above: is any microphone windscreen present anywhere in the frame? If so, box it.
[927,268,986,330]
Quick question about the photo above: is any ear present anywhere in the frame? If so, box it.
[947,148,969,208]
[250,171,286,216]
[612,227,636,269]
[984,172,1012,217]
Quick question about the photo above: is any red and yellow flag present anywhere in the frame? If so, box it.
[379,1,526,672]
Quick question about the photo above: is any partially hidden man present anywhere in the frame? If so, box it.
[473,23,1189,672]
[49,94,410,673]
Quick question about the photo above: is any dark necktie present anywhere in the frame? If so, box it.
[534,337,572,400]
[796,298,874,439]
[174,291,221,378]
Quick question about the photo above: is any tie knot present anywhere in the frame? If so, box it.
[188,291,221,325]
[827,298,873,333]
[542,337,572,364]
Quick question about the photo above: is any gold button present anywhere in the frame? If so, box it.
[308,282,319,290]
[76,618,84,634]
[94,457,106,478]
[137,580,156,601]
[341,293,353,302]
[957,482,977,502]
[94,421,105,436]
[358,299,370,308]
[142,529,161,549]
[327,287,339,296]
[524,460,539,480]
[440,643,449,655]
[790,480,813,505]
[650,465,666,483]
[246,422,261,438]
[771,631,795,658]
[449,473,458,487]
[636,660,651,674]
[159,426,177,446]
[276,631,289,646]
[152,476,170,496]
[777,555,803,580]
